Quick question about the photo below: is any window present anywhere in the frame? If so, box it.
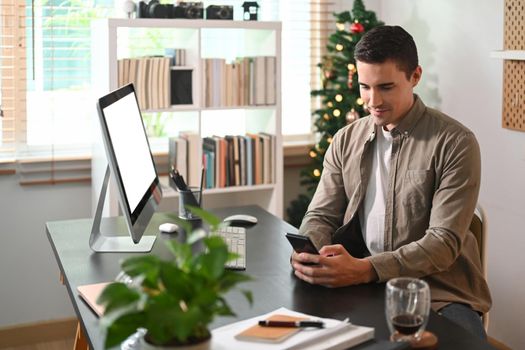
[0,0,335,180]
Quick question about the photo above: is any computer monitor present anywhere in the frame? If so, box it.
[89,83,162,252]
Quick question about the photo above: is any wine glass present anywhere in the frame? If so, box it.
[385,277,430,342]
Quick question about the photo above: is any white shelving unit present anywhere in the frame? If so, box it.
[91,18,283,218]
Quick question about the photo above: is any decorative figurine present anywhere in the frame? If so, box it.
[242,1,259,21]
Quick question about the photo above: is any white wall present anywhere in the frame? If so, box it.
[0,175,90,326]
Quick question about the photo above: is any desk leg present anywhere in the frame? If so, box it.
[73,322,89,350]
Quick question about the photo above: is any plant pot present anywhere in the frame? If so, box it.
[139,336,211,350]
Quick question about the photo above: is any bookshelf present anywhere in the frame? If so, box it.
[91,18,283,218]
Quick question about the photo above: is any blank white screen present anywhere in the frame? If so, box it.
[103,93,156,213]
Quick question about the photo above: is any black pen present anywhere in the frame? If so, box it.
[170,168,189,191]
[258,320,325,328]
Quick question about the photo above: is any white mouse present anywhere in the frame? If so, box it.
[223,214,258,225]
[159,222,179,233]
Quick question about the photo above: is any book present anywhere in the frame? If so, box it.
[211,307,374,350]
[171,69,193,105]
[265,56,276,105]
[254,56,266,105]
[180,131,201,187]
[77,282,110,317]
[235,314,307,343]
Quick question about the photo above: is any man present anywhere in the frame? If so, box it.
[291,25,491,338]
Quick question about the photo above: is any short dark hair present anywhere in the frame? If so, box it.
[354,25,418,80]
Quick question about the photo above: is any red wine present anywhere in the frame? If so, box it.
[391,314,424,335]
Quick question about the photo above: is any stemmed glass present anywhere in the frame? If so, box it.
[385,277,430,342]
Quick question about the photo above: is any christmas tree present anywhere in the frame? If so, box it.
[286,0,383,228]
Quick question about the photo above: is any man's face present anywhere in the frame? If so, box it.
[357,60,422,131]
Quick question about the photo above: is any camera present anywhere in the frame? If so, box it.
[206,5,233,20]
[174,2,204,19]
[137,0,174,19]
[137,1,204,19]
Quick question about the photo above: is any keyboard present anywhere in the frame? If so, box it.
[212,226,246,270]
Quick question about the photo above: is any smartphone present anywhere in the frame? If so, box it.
[285,232,319,255]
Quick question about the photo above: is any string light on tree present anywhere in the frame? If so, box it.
[346,108,360,124]
[287,0,383,227]
[356,97,364,105]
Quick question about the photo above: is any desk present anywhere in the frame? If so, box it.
[46,205,494,350]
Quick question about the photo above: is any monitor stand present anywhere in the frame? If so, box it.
[89,165,156,252]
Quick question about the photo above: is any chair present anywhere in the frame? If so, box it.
[469,203,488,331]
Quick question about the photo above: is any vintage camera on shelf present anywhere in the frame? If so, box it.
[206,5,233,20]
[174,2,204,19]
[137,0,174,18]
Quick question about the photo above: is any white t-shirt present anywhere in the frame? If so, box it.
[359,126,393,255]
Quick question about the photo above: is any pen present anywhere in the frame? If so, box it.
[198,167,205,207]
[170,168,189,191]
[258,320,325,328]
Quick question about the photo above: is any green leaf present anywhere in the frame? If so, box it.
[218,271,252,291]
[97,282,141,314]
[195,237,229,279]
[121,255,161,290]
[169,216,193,235]
[159,261,193,300]
[187,228,207,245]
[164,240,192,270]
[241,289,254,305]
[104,312,144,349]
[186,205,221,228]
[144,294,203,344]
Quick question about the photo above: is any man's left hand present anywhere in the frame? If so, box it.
[292,244,377,288]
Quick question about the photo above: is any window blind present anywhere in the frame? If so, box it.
[310,1,337,120]
[1,0,114,184]
[0,0,26,173]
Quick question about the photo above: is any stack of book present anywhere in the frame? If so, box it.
[169,132,275,189]
[203,56,276,108]
[117,56,171,110]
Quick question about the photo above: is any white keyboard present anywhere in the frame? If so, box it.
[212,226,246,270]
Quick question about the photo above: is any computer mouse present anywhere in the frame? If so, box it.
[223,214,258,226]
[159,222,179,234]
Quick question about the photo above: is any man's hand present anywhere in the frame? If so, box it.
[291,244,377,288]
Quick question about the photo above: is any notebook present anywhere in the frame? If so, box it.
[77,282,110,317]
[211,307,374,350]
[235,314,308,343]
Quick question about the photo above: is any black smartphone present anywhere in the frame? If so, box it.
[285,232,319,255]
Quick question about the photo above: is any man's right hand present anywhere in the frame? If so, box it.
[290,244,378,288]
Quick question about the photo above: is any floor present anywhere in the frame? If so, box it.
[2,339,75,350]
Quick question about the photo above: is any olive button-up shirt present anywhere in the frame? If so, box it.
[299,96,491,313]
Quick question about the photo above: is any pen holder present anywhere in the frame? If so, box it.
[178,187,202,221]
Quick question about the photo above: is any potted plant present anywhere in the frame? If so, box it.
[97,207,253,349]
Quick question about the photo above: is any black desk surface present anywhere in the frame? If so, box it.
[46,205,494,350]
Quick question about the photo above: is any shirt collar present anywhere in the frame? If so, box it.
[391,94,426,137]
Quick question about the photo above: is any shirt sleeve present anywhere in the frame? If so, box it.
[298,130,348,249]
[369,131,481,281]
